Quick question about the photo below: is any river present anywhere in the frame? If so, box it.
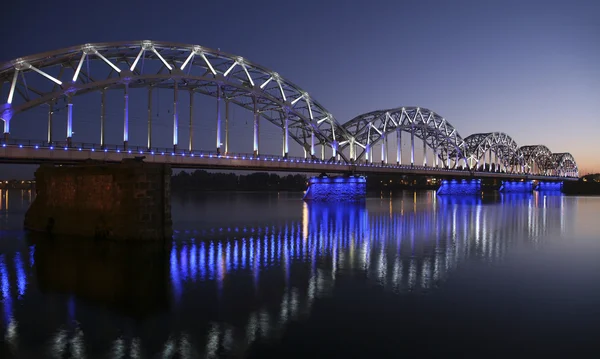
[1,189,600,358]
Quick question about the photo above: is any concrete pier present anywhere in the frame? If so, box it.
[24,159,172,240]
[303,175,366,202]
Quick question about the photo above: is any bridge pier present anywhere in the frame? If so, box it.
[437,179,482,195]
[499,180,534,193]
[25,160,172,241]
[303,175,366,202]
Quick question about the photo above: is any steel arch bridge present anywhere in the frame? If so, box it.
[0,40,579,178]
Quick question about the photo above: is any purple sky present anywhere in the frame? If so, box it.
[2,0,599,177]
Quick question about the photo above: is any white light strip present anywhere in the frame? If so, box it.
[29,65,62,85]
[72,52,87,82]
[180,51,195,71]
[7,70,19,104]
[277,81,286,101]
[94,50,122,73]
[291,94,304,105]
[131,48,145,71]
[152,48,172,71]
[241,64,255,87]
[332,125,336,141]
[317,116,328,124]
[260,76,273,89]
[199,52,216,75]
[223,62,237,77]
[339,140,349,146]
[356,142,366,149]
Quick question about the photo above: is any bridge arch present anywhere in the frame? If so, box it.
[462,132,523,173]
[0,40,350,160]
[550,153,579,177]
[339,107,468,168]
[519,145,554,175]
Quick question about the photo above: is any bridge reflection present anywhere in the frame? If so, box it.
[0,191,570,358]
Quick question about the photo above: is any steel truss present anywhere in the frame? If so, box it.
[0,40,351,160]
[338,107,468,168]
[462,132,523,173]
[0,41,579,177]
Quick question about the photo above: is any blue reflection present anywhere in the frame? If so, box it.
[14,253,26,298]
[170,246,182,303]
[0,256,12,325]
[190,244,197,282]
[500,180,533,193]
[199,242,206,280]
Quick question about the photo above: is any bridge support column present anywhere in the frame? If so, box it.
[47,103,53,145]
[1,117,9,142]
[147,87,153,150]
[224,99,229,155]
[303,176,366,202]
[24,161,172,241]
[283,111,289,158]
[422,138,427,166]
[123,83,129,150]
[410,130,415,166]
[536,181,563,192]
[101,90,106,149]
[66,98,73,148]
[215,86,221,155]
[396,129,401,165]
[189,90,194,153]
[253,95,259,156]
[499,180,534,193]
[310,130,315,158]
[173,82,179,152]
[381,134,387,164]
[437,179,481,196]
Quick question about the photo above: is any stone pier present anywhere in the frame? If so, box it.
[24,159,172,241]
[303,175,366,202]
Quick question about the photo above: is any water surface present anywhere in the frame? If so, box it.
[1,189,600,358]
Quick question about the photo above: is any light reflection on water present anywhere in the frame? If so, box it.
[0,190,597,358]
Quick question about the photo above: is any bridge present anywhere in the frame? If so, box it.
[0,40,579,181]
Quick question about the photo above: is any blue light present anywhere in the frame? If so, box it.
[34,145,38,149]
[18,144,22,148]
[191,153,194,157]
[171,152,175,156]
[117,149,120,153]
[1,144,5,147]
[64,147,67,151]
[78,148,82,151]
[161,152,165,155]
[104,149,108,152]
[151,151,155,155]
[91,148,95,152]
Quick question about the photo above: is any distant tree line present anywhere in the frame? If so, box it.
[171,170,307,191]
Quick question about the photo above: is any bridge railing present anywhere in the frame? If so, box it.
[0,138,578,178]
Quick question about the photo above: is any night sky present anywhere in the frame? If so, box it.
[2,0,599,177]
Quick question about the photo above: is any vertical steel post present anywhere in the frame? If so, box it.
[396,129,401,165]
[283,112,289,158]
[215,86,221,154]
[189,90,194,152]
[147,87,152,150]
[173,81,179,152]
[123,83,129,150]
[67,96,73,147]
[422,137,427,166]
[101,90,105,149]
[47,102,53,144]
[310,130,315,158]
[253,95,259,156]
[225,98,229,155]
[410,129,415,166]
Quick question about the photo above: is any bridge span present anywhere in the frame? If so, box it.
[0,140,576,182]
[0,40,579,179]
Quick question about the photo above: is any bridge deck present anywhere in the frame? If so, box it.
[0,144,577,182]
